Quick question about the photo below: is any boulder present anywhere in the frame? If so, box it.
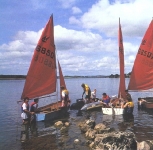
[137,140,153,150]
[54,121,63,129]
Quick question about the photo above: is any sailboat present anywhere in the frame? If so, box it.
[102,18,125,115]
[128,19,153,109]
[21,15,69,121]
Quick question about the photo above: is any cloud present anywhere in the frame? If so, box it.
[71,0,152,38]
[58,0,76,8]
[1,0,153,75]
[72,6,82,14]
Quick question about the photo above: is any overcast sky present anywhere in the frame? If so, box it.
[0,0,152,76]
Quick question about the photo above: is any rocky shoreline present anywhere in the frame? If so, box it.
[21,118,153,150]
[54,119,153,150]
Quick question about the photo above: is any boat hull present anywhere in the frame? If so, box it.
[102,107,124,115]
[138,97,153,109]
[36,101,69,121]
[81,101,102,111]
[144,102,153,109]
[70,99,85,110]
[36,108,68,121]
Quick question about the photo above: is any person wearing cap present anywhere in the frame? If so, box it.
[81,83,91,103]
[102,93,110,105]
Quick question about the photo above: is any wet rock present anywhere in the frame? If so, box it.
[65,122,70,127]
[78,121,91,133]
[94,131,137,150]
[85,128,96,140]
[60,126,68,134]
[74,139,80,144]
[54,121,63,129]
[94,123,113,134]
[137,140,153,150]
[94,123,106,131]
[85,119,95,129]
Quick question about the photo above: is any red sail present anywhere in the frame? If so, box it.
[118,18,126,98]
[58,60,66,100]
[21,15,57,99]
[128,19,153,90]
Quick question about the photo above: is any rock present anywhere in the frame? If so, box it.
[54,121,63,129]
[137,140,153,150]
[89,142,95,149]
[85,129,96,140]
[85,119,95,129]
[65,122,70,127]
[94,131,137,150]
[94,123,106,132]
[74,139,80,144]
[94,123,113,134]
[60,126,68,134]
[78,121,91,133]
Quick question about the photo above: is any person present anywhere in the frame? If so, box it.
[30,98,39,135]
[110,95,121,107]
[30,98,39,122]
[121,98,134,114]
[21,97,34,124]
[102,93,110,105]
[125,89,132,101]
[91,89,96,102]
[61,86,70,108]
[81,83,91,103]
[138,98,146,110]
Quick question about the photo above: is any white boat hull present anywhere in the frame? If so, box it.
[81,101,102,111]
[102,107,124,115]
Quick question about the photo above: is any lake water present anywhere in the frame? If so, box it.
[1,78,153,150]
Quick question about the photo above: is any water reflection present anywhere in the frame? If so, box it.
[20,121,38,143]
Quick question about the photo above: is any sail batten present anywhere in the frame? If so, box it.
[21,15,57,100]
[118,18,126,98]
[128,19,153,90]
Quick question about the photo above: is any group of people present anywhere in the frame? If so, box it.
[81,83,134,115]
[21,86,70,126]
[21,84,134,126]
[21,97,39,125]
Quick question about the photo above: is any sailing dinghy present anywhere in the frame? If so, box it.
[21,15,69,121]
[128,19,153,109]
[102,18,125,115]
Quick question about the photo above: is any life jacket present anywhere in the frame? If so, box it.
[84,84,89,91]
[63,89,69,95]
[127,102,134,107]
[84,84,91,95]
[30,102,37,112]
[103,95,110,104]
[21,103,29,113]
[124,102,134,114]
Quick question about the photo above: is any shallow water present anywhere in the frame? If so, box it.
[1,78,153,149]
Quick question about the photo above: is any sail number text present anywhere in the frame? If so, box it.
[34,55,55,68]
[36,45,55,59]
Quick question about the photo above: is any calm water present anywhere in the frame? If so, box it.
[1,78,153,150]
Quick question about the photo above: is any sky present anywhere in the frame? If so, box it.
[0,0,153,76]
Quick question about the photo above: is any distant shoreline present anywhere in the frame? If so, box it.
[0,74,130,80]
